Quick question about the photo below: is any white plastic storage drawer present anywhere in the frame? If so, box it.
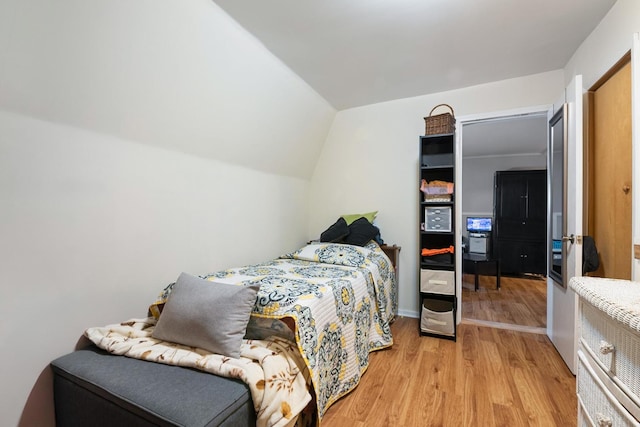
[420,269,454,295]
[420,299,455,336]
[424,206,452,232]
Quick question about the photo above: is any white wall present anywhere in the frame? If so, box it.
[564,0,640,90]
[563,0,640,280]
[461,154,547,216]
[0,0,334,180]
[309,71,564,317]
[0,112,314,426]
[0,1,335,426]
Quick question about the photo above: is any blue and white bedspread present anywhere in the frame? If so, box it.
[151,241,396,421]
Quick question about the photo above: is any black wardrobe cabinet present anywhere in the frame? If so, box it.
[493,170,547,276]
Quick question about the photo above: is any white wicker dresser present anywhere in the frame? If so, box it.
[570,277,640,426]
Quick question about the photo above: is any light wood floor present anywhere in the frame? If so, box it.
[321,316,576,427]
[461,274,547,332]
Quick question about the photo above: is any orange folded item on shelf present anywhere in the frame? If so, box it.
[421,245,455,256]
[420,179,454,195]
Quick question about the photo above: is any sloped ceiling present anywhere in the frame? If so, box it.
[213,0,616,110]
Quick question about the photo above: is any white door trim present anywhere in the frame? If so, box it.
[455,104,552,325]
[632,33,640,280]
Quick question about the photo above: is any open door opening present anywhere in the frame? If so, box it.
[459,111,548,333]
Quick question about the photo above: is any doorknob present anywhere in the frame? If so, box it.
[561,234,583,244]
[623,185,630,194]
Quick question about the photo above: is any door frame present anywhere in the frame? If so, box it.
[455,105,551,325]
[633,33,640,280]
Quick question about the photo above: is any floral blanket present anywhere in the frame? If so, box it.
[89,242,396,425]
[85,319,311,427]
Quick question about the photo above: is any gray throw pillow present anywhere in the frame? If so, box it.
[152,272,260,359]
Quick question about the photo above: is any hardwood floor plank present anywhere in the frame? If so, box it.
[321,317,576,427]
[510,365,559,426]
[462,274,546,329]
[492,402,525,427]
[479,339,514,406]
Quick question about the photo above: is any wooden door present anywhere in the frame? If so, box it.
[588,58,632,279]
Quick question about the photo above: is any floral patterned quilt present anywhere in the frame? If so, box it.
[85,319,311,427]
[91,242,396,425]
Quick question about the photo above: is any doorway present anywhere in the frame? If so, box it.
[459,112,548,332]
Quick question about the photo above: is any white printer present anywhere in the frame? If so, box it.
[466,217,492,255]
[468,233,490,255]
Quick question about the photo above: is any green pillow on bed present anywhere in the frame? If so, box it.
[152,273,260,359]
[340,211,378,225]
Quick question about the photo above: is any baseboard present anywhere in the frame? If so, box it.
[397,309,419,319]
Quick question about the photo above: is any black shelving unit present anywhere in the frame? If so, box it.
[419,133,457,341]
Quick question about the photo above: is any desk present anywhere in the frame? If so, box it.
[463,253,500,291]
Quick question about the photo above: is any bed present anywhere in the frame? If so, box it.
[51,237,397,427]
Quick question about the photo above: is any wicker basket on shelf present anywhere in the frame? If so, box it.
[424,104,456,135]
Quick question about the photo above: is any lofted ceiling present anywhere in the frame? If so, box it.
[213,0,616,111]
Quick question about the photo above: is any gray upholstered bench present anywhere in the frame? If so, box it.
[50,345,255,427]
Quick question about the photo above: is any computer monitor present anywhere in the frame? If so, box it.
[466,217,492,233]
